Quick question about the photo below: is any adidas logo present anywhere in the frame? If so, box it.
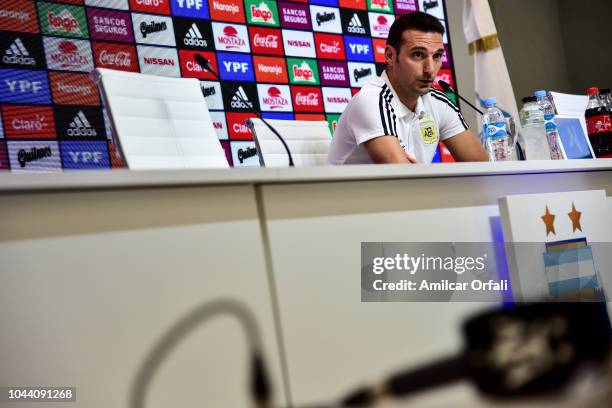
[68,110,97,137]
[184,23,207,48]
[3,38,36,66]
[347,13,365,34]
[230,86,253,109]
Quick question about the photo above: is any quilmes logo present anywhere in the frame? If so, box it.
[67,110,98,137]
[349,62,375,87]
[17,145,53,168]
[246,0,278,26]
[44,37,93,72]
[2,38,36,67]
[311,6,341,33]
[213,23,249,52]
[39,3,88,38]
[288,58,319,85]
[140,19,167,38]
[315,11,335,26]
[231,86,253,109]
[133,14,175,46]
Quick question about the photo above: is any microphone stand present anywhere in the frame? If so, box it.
[438,80,484,115]
[194,54,294,167]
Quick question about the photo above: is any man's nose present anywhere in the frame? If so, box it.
[423,57,433,75]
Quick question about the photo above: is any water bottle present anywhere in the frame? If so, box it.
[519,96,551,160]
[534,90,563,160]
[482,97,511,161]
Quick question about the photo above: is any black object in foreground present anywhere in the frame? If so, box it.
[194,53,294,167]
[341,302,611,406]
[438,80,485,115]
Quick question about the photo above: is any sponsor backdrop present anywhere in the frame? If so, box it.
[0,0,458,171]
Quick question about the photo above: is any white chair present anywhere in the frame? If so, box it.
[92,68,228,170]
[247,118,332,167]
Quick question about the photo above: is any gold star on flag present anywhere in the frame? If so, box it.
[541,206,556,236]
[568,203,582,232]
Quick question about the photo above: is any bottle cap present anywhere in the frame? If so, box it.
[587,87,599,95]
[534,90,547,98]
[600,88,611,95]
[522,96,536,104]
[483,97,496,107]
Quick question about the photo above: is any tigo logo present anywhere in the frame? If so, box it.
[212,22,250,53]
[178,49,216,79]
[291,85,323,112]
[0,68,51,104]
[231,141,259,166]
[282,29,315,58]
[133,14,175,46]
[210,0,245,23]
[60,141,110,169]
[322,86,351,113]
[279,2,310,30]
[217,52,254,82]
[44,37,94,73]
[50,72,100,106]
[93,42,139,72]
[249,27,283,55]
[258,84,292,112]
[253,55,287,83]
[315,33,345,60]
[344,35,373,62]
[7,141,61,172]
[1,105,56,139]
[287,57,319,85]
[138,45,181,77]
[0,0,38,33]
[129,0,171,15]
[170,0,209,19]
[369,12,392,38]
[245,0,279,27]
[87,8,134,42]
[38,2,88,38]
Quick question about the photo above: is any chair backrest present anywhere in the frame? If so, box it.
[247,118,332,167]
[92,68,228,170]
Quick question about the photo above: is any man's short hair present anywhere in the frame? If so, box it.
[386,12,445,51]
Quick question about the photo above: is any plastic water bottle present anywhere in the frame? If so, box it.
[534,90,563,160]
[519,96,551,160]
[482,97,510,161]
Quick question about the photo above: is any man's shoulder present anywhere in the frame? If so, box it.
[347,76,388,109]
[424,88,460,112]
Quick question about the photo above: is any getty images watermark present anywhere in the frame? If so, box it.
[361,243,511,302]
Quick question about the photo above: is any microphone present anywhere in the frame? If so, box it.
[438,80,484,115]
[194,54,294,167]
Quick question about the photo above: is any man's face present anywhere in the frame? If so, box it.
[385,29,445,98]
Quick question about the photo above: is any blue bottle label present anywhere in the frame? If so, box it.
[484,121,508,139]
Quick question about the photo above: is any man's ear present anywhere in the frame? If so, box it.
[385,45,396,66]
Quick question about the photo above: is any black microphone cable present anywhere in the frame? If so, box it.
[438,80,484,115]
[194,54,295,167]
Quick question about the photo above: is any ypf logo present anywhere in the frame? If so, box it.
[217,52,254,81]
[0,68,51,104]
[344,36,374,62]
[170,0,210,19]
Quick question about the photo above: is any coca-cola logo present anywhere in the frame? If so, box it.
[48,11,80,33]
[253,33,278,49]
[99,50,131,67]
[295,92,319,106]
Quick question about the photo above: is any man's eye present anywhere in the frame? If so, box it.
[413,52,424,58]
[434,54,443,60]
